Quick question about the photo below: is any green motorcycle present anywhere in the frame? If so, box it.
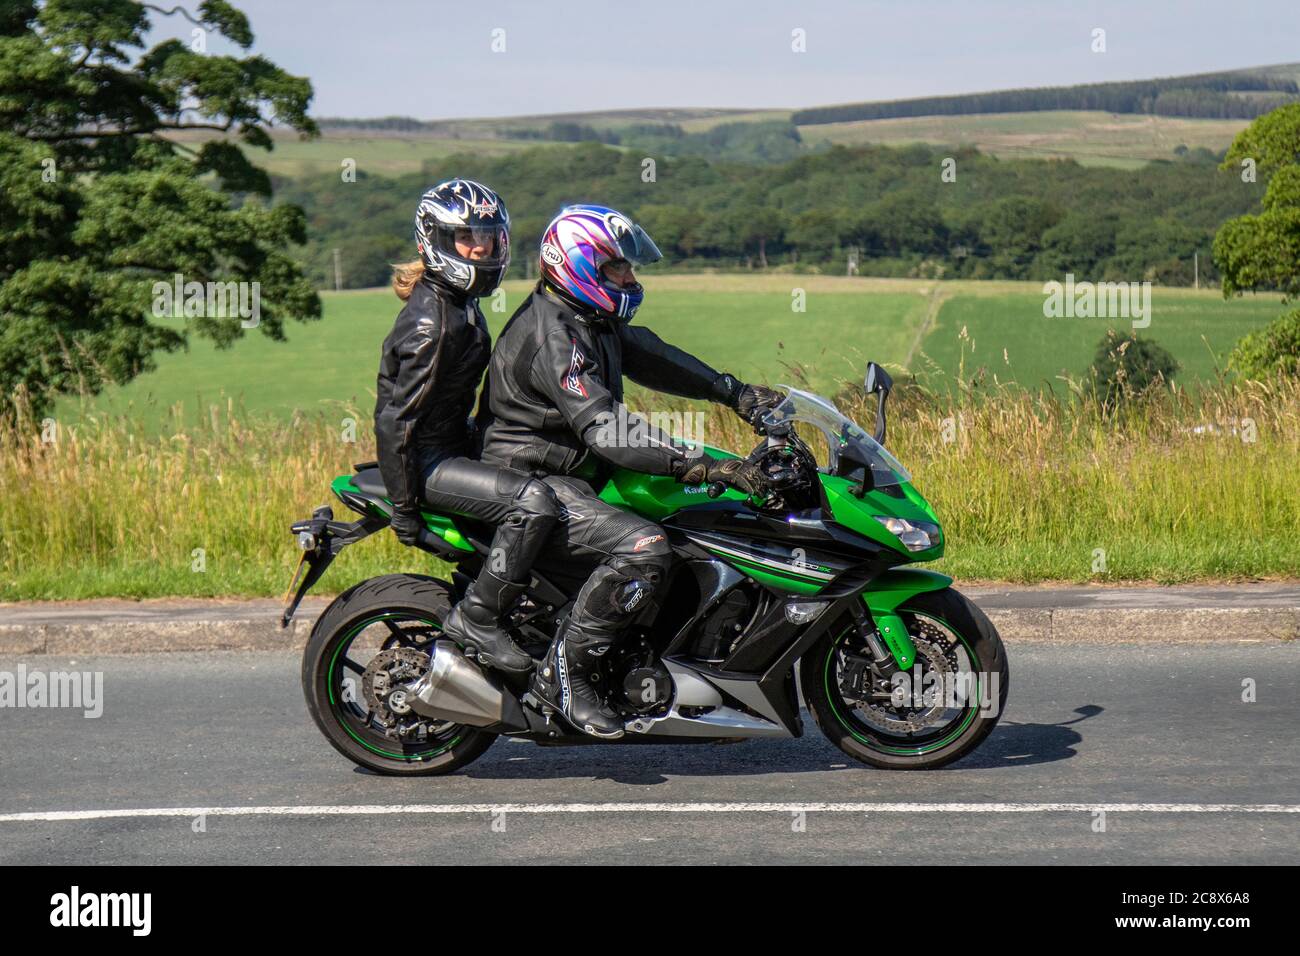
[283,362,1008,775]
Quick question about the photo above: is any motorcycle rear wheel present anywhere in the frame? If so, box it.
[301,573,497,776]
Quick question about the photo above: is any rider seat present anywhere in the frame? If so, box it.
[352,465,388,499]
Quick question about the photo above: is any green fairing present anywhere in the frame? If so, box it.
[596,457,948,669]
[857,568,953,669]
[820,473,944,559]
[597,444,743,521]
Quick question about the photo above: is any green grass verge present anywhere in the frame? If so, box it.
[16,277,1296,599]
[10,369,1300,599]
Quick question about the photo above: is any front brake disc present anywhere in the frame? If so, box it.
[854,633,958,734]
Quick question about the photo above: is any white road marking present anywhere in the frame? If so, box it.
[1,802,1299,823]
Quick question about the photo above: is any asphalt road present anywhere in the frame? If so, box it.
[0,643,1296,864]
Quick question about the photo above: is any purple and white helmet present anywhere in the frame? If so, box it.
[539,204,662,320]
[414,179,510,297]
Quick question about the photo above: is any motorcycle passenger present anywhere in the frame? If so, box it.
[375,179,559,676]
[477,204,782,737]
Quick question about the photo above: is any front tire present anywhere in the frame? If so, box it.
[301,573,497,776]
[802,587,1008,770]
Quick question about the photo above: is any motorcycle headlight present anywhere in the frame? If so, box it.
[873,516,941,552]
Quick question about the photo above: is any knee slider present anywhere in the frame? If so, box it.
[587,564,660,619]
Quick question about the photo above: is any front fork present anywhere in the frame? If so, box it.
[850,601,909,674]
[853,568,954,671]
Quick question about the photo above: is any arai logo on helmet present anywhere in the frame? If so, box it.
[540,242,565,266]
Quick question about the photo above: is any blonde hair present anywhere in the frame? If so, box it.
[391,259,426,301]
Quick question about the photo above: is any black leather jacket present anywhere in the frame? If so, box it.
[374,276,491,513]
[478,284,740,480]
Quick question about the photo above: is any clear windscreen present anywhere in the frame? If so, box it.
[759,386,910,489]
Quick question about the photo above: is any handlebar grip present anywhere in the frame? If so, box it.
[706,481,727,499]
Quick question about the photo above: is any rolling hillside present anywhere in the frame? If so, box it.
[175,61,1300,174]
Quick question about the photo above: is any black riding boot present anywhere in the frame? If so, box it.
[442,570,534,675]
[532,617,625,738]
[440,478,560,676]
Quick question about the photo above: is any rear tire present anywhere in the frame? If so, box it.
[301,573,497,776]
[802,587,1008,770]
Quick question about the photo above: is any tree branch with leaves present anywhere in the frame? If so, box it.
[1,0,321,417]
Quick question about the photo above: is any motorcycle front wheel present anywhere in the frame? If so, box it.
[802,587,1008,770]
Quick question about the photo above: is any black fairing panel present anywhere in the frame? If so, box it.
[664,503,888,564]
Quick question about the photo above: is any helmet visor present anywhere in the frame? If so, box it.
[433,224,510,266]
[612,222,662,266]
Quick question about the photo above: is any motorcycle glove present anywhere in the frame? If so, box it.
[735,383,783,426]
[672,453,770,498]
[389,506,424,547]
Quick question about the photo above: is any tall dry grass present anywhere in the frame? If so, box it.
[832,375,1300,581]
[2,374,1297,600]
[0,390,429,599]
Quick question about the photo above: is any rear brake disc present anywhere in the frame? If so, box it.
[362,647,430,727]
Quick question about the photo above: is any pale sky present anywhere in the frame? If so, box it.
[144,0,1300,120]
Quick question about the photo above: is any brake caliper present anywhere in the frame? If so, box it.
[363,647,431,730]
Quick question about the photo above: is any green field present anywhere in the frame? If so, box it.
[165,130,552,178]
[61,276,1284,430]
[60,276,937,430]
[918,287,1288,390]
[796,110,1250,168]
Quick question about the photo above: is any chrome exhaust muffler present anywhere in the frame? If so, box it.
[403,640,506,727]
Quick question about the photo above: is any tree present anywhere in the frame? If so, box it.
[867,191,947,257]
[1110,218,1201,283]
[1037,213,1118,278]
[1,0,320,417]
[787,208,840,261]
[635,204,697,258]
[977,197,1061,279]
[1213,104,1300,300]
[726,203,785,268]
[1228,309,1300,379]
[1214,104,1300,380]
[1088,329,1180,404]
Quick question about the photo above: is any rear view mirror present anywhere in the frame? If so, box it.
[863,362,893,447]
[864,362,893,396]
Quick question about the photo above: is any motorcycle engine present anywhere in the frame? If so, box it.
[688,588,754,662]
[621,665,672,714]
[609,637,673,716]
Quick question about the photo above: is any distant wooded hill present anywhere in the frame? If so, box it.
[314,64,1300,135]
[791,68,1299,125]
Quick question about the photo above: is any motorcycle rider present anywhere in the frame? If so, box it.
[477,204,782,737]
[375,179,559,677]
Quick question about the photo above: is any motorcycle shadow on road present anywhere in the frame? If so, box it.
[940,705,1102,771]
[431,706,1104,784]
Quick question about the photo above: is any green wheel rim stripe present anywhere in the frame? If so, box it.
[823,611,979,756]
[327,612,465,761]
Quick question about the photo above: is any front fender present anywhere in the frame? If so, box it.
[861,568,953,669]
